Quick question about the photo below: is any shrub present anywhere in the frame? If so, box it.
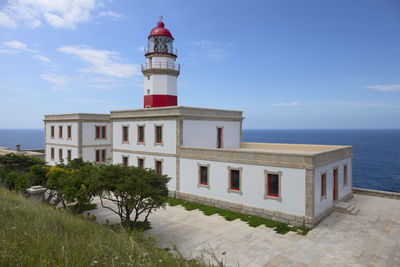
[0,153,45,172]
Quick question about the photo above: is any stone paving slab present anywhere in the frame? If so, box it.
[88,194,400,266]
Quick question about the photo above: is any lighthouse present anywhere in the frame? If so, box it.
[141,19,180,108]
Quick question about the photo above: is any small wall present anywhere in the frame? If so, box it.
[353,187,400,200]
[169,190,312,228]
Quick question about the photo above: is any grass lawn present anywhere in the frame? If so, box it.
[0,187,208,267]
[168,198,310,235]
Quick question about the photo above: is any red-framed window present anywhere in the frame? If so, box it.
[122,156,128,167]
[59,126,63,139]
[122,126,129,142]
[51,126,54,138]
[67,150,71,161]
[67,126,71,139]
[343,165,348,186]
[217,127,223,148]
[321,173,326,197]
[96,126,106,139]
[101,150,106,162]
[95,150,100,162]
[333,168,338,200]
[155,126,162,143]
[51,147,54,160]
[267,174,279,197]
[59,149,62,161]
[230,169,240,190]
[138,126,144,143]
[155,160,162,175]
[138,158,144,169]
[200,166,208,185]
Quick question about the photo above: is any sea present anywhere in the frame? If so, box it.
[0,129,399,192]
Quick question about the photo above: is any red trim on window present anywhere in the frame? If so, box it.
[230,170,239,190]
[67,126,71,139]
[144,95,177,108]
[67,150,71,161]
[51,126,54,138]
[122,127,128,142]
[200,166,208,185]
[344,165,348,185]
[138,126,144,142]
[95,126,100,139]
[333,169,337,200]
[267,174,279,197]
[59,126,63,138]
[59,149,62,161]
[102,126,106,139]
[321,174,326,197]
[101,150,106,162]
[138,158,144,168]
[51,148,54,159]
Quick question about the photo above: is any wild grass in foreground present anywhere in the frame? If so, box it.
[168,198,310,235]
[0,188,209,267]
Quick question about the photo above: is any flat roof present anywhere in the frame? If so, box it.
[44,113,110,122]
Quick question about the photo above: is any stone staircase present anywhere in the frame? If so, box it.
[334,201,360,215]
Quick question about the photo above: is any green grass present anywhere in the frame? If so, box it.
[168,198,310,235]
[0,187,208,267]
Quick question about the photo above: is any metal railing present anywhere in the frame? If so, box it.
[144,47,178,56]
[141,62,180,72]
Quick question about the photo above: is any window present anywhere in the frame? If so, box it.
[59,126,63,139]
[122,126,129,142]
[50,126,54,138]
[155,126,162,144]
[333,168,338,201]
[59,149,62,161]
[138,158,144,169]
[138,125,144,143]
[102,150,106,162]
[96,150,106,163]
[343,164,348,186]
[67,150,71,161]
[51,147,54,160]
[155,160,162,175]
[227,167,242,195]
[217,127,223,148]
[321,173,327,199]
[264,170,282,202]
[95,126,106,139]
[122,156,128,166]
[67,126,72,139]
[197,163,210,189]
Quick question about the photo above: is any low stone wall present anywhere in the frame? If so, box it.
[353,187,400,200]
[168,190,314,228]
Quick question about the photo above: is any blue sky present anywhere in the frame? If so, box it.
[0,0,399,129]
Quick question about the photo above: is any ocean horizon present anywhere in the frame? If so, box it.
[0,128,399,192]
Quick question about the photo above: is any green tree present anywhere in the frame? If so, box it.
[98,165,170,228]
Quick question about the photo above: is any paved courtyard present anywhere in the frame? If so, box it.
[88,194,400,266]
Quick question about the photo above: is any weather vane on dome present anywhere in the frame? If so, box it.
[159,15,164,21]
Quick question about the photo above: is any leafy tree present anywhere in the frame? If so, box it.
[0,153,45,172]
[97,165,170,228]
[27,164,50,187]
[45,166,69,207]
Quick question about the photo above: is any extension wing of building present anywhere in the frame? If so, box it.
[44,20,353,228]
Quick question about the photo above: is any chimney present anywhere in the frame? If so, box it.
[16,144,21,151]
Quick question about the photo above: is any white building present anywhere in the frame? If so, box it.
[44,20,353,228]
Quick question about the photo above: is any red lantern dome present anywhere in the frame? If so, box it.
[148,21,174,39]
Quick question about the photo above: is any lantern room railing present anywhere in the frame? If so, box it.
[141,62,180,72]
[144,46,178,57]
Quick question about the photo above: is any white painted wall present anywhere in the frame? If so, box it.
[144,74,177,96]
[112,120,176,154]
[45,144,78,165]
[180,158,306,216]
[82,122,111,146]
[182,120,241,149]
[313,157,353,217]
[45,122,79,146]
[113,151,177,190]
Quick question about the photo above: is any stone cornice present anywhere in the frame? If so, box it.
[44,113,110,122]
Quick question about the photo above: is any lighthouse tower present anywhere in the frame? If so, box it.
[141,19,180,108]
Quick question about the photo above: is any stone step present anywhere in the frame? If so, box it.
[334,201,360,215]
[350,208,360,215]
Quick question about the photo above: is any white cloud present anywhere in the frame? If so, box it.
[190,40,228,59]
[273,102,301,107]
[33,54,51,63]
[366,84,400,92]
[66,98,111,103]
[58,45,139,78]
[0,0,98,29]
[0,11,17,28]
[190,40,220,47]
[206,48,227,59]
[136,46,145,52]
[41,73,69,90]
[97,11,124,20]
[4,40,27,50]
